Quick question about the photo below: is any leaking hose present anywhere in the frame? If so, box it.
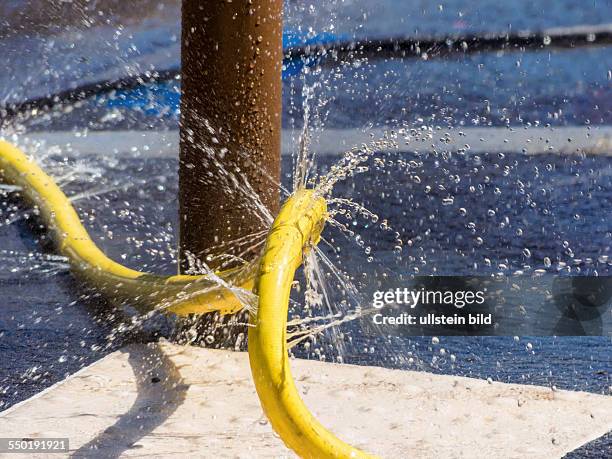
[0,140,376,457]
[249,189,376,458]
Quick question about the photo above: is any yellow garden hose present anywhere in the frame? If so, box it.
[0,139,376,458]
[0,139,255,316]
[249,189,376,458]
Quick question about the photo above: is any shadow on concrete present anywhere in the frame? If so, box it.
[72,343,188,458]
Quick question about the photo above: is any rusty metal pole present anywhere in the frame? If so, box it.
[179,0,282,272]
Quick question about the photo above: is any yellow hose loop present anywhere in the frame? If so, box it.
[249,189,377,459]
[1,139,375,457]
[0,139,255,316]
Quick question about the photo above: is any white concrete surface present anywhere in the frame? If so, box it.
[1,341,610,458]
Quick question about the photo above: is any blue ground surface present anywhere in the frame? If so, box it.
[1,155,609,407]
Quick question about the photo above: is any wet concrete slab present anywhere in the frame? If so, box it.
[1,341,610,458]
